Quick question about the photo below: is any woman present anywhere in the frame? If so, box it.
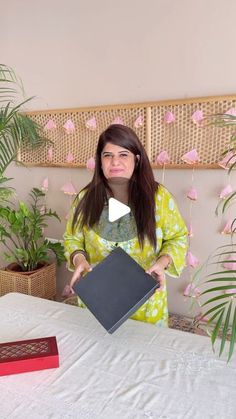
[64,124,188,326]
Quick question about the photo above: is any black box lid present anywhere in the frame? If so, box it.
[73,247,159,333]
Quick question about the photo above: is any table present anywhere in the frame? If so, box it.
[0,293,235,419]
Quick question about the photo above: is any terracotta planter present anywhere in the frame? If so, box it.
[0,262,56,299]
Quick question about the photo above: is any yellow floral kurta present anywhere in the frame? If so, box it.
[64,185,188,326]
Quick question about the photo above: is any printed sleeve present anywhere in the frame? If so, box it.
[157,186,188,277]
[63,195,85,271]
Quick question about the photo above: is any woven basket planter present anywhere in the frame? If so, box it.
[0,263,56,299]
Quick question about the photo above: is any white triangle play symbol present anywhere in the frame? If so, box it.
[108,198,131,222]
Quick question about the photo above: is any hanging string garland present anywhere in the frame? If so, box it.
[58,153,77,217]
[40,177,49,215]
[217,120,236,297]
[183,283,201,298]
[187,117,202,272]
[47,146,53,162]
[41,177,49,192]
[61,181,77,220]
[61,181,77,196]
[66,152,74,164]
[218,153,234,235]
[181,148,200,305]
[155,111,175,184]
[155,150,170,184]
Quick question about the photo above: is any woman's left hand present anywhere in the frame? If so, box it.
[146,255,172,290]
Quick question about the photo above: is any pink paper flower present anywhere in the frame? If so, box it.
[66,152,74,163]
[188,223,194,237]
[225,108,236,116]
[218,151,236,169]
[186,251,199,268]
[194,313,208,323]
[134,115,144,128]
[225,288,236,294]
[86,157,96,171]
[183,283,201,297]
[44,119,56,130]
[155,150,170,165]
[47,147,53,162]
[62,284,74,297]
[111,116,124,125]
[219,184,233,199]
[221,219,233,235]
[222,255,236,270]
[191,110,204,124]
[181,149,200,164]
[41,177,48,192]
[163,111,175,123]
[61,181,77,196]
[85,117,97,130]
[187,187,198,201]
[63,119,75,134]
[40,206,46,215]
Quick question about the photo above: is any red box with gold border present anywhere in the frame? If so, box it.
[0,336,59,376]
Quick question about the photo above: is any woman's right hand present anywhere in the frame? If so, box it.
[69,253,92,293]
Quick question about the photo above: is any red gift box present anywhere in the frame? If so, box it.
[0,336,59,376]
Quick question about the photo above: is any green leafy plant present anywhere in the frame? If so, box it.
[0,187,65,272]
[0,64,47,175]
[0,176,14,204]
[193,113,236,362]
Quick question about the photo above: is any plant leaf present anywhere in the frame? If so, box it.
[201,302,227,318]
[228,308,236,362]
[211,309,224,347]
[201,285,236,295]
[201,293,236,307]
[219,301,232,357]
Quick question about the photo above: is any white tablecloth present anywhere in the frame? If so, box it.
[0,293,235,419]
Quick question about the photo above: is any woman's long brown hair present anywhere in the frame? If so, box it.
[72,124,159,249]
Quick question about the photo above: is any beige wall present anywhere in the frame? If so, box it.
[2,0,236,317]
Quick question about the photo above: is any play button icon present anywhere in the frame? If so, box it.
[108,198,131,222]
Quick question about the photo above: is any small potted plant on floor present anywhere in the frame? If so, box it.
[0,187,65,299]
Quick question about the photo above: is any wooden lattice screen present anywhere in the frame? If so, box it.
[19,95,236,169]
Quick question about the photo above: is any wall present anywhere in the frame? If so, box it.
[1,0,236,317]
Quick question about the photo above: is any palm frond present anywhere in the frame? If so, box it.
[193,242,236,361]
[0,71,48,175]
[0,64,24,102]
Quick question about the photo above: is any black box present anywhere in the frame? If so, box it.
[73,247,159,333]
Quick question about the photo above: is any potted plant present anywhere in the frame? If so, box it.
[0,187,65,299]
[193,113,236,362]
